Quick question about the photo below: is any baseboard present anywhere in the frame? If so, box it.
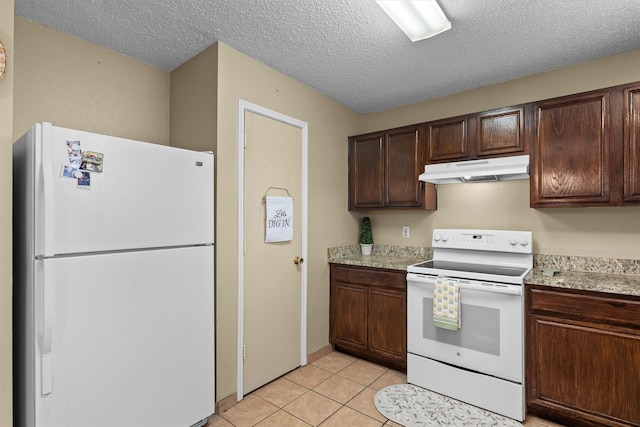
[307,345,333,364]
[216,392,238,414]
[216,345,334,413]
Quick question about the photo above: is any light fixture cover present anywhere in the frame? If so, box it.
[376,0,451,41]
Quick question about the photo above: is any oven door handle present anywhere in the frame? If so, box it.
[407,273,522,296]
[458,281,522,296]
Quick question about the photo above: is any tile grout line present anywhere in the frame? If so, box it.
[297,359,393,426]
[235,357,394,426]
[311,358,398,426]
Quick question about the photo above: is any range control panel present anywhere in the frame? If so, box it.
[432,229,532,253]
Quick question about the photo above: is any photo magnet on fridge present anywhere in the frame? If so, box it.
[60,165,76,178]
[80,150,104,173]
[69,157,82,170]
[76,171,91,189]
[66,140,82,159]
[66,140,82,170]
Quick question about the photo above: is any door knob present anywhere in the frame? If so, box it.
[293,256,304,265]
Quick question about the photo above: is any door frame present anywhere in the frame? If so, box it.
[236,99,309,399]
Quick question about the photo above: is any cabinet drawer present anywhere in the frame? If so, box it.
[529,287,640,328]
[332,265,405,289]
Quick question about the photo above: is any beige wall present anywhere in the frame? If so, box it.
[359,49,640,259]
[1,0,14,424]
[6,17,171,425]
[171,42,362,402]
[13,17,170,144]
[170,44,218,153]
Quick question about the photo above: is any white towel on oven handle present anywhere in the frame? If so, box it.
[433,277,461,330]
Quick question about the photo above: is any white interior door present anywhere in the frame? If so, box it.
[238,102,308,395]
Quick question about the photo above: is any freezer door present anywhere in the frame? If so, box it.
[30,247,214,427]
[30,122,214,256]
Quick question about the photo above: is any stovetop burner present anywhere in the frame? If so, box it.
[407,229,533,285]
[410,260,529,277]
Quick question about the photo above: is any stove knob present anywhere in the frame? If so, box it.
[434,233,441,242]
[442,234,449,242]
[509,234,517,245]
[519,235,529,246]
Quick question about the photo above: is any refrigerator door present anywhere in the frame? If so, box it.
[31,246,214,427]
[26,122,214,256]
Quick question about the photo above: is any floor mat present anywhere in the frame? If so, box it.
[374,384,523,427]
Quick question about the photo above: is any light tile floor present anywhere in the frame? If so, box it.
[206,351,565,427]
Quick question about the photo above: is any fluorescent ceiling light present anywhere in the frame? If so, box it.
[376,0,451,41]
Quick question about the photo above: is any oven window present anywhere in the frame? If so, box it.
[422,298,500,356]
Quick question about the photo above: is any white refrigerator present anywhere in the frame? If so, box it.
[13,123,215,427]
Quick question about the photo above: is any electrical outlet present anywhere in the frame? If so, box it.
[402,226,410,238]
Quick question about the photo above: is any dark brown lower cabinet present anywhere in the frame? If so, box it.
[526,285,640,427]
[329,264,406,371]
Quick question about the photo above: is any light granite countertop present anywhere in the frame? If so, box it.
[526,254,640,297]
[328,245,431,271]
[328,245,640,297]
[525,268,640,297]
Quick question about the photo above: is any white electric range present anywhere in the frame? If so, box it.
[406,228,533,421]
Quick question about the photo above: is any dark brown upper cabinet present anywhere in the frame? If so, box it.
[475,106,526,157]
[624,83,640,203]
[348,132,385,209]
[348,124,436,210]
[347,80,640,209]
[530,90,612,207]
[530,83,640,208]
[425,116,469,162]
[425,106,527,163]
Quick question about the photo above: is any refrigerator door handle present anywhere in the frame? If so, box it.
[40,260,54,395]
[41,123,56,257]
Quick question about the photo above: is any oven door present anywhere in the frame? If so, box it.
[407,273,523,383]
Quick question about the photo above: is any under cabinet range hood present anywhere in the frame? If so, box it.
[419,155,530,184]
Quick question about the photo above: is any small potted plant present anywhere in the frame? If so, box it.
[359,216,373,256]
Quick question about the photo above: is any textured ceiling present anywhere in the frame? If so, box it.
[14,0,640,113]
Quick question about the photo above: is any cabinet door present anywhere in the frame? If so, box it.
[330,265,408,371]
[529,318,640,426]
[527,286,640,426]
[385,126,424,207]
[348,133,384,209]
[330,282,368,352]
[425,116,468,162]
[531,91,612,207]
[475,106,526,157]
[368,287,406,368]
[624,85,640,203]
